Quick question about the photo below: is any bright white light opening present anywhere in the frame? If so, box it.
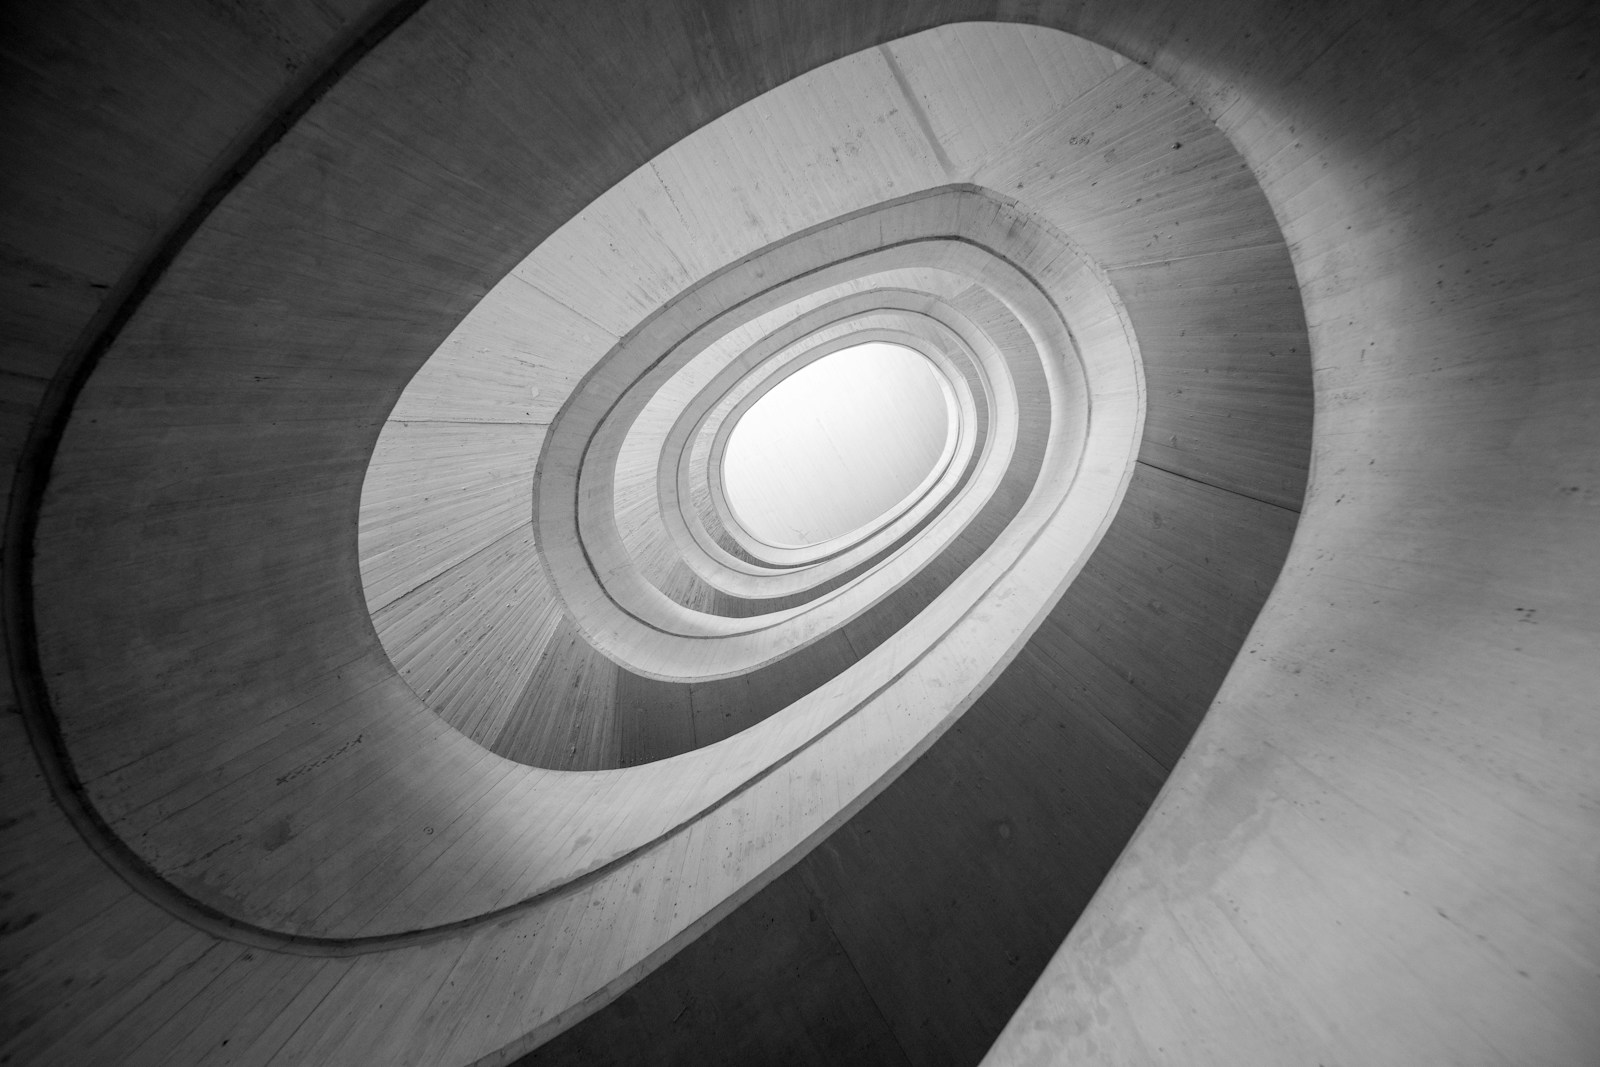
[722,342,951,548]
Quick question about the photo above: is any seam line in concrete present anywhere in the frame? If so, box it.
[1134,458,1303,514]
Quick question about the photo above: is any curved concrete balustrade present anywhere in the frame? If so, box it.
[538,230,1077,660]
[595,255,1017,614]
[6,2,1585,1066]
[537,204,1075,643]
[525,242,1097,751]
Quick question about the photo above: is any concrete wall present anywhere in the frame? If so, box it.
[3,1,1596,1065]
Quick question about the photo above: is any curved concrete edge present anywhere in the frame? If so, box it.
[537,222,1100,677]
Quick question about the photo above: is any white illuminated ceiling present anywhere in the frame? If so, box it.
[721,342,950,548]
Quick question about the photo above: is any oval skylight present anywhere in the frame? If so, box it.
[721,342,952,548]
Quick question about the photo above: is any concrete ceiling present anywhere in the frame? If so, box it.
[3,2,1596,1066]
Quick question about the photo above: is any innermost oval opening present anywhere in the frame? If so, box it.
[722,342,951,549]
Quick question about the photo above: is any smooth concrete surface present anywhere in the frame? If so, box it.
[3,2,1596,1066]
